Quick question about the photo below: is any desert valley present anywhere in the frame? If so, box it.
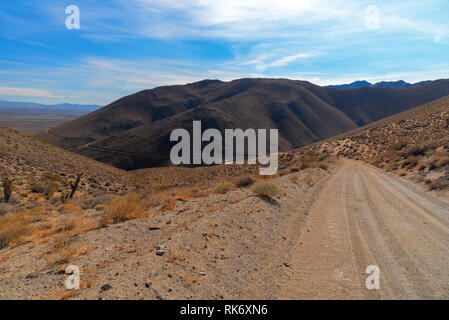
[0,79,448,299]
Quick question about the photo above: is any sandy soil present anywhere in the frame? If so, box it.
[277,160,449,299]
[0,167,332,300]
[1,160,448,299]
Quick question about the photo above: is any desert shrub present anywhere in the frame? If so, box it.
[319,161,330,170]
[418,161,427,171]
[404,146,428,157]
[300,162,314,169]
[103,193,147,224]
[234,176,255,187]
[401,156,419,168]
[428,160,437,171]
[88,193,113,208]
[391,141,407,151]
[31,181,58,200]
[397,170,407,177]
[213,183,232,194]
[62,200,81,213]
[435,156,449,168]
[253,182,281,199]
[30,172,64,200]
[428,175,449,190]
[42,172,62,182]
[45,246,79,266]
[289,166,300,173]
[0,211,32,248]
[155,185,170,192]
[2,177,13,203]
[0,203,13,216]
[45,237,89,266]
[318,153,329,161]
[302,155,319,163]
[278,169,289,177]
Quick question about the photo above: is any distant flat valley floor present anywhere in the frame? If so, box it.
[0,112,88,134]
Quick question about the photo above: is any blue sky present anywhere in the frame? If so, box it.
[1,0,449,105]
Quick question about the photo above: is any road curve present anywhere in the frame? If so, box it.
[277,160,449,299]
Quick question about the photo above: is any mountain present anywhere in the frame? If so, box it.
[0,100,101,114]
[328,80,430,89]
[301,93,449,189]
[329,80,373,89]
[36,78,449,170]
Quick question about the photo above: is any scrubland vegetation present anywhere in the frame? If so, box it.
[301,98,449,192]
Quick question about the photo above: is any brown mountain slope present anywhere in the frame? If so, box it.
[0,126,138,213]
[37,78,449,170]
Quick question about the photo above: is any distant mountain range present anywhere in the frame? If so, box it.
[36,78,449,170]
[0,100,101,114]
[328,80,430,89]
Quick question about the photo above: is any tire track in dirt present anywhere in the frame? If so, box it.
[277,159,449,299]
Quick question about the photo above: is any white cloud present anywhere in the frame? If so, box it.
[0,86,61,98]
[135,0,353,39]
[267,53,313,67]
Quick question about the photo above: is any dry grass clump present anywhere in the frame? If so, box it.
[319,161,330,170]
[252,182,281,199]
[30,180,58,201]
[428,175,449,191]
[397,170,407,177]
[391,141,407,151]
[102,193,148,224]
[62,200,82,213]
[301,155,319,163]
[300,162,313,169]
[213,182,233,194]
[44,237,90,265]
[234,176,255,187]
[434,156,449,169]
[0,211,33,248]
[401,156,419,168]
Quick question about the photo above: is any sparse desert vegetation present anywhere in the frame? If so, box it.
[301,95,449,193]
[234,176,255,187]
[102,193,149,224]
[253,182,281,199]
[0,121,337,299]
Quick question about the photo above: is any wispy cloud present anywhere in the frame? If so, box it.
[1,0,449,104]
[0,86,61,98]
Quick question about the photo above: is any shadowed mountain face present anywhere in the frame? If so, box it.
[36,78,449,170]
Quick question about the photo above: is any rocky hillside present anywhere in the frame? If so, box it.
[37,78,449,170]
[300,95,449,192]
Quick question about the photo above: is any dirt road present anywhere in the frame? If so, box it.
[278,160,449,299]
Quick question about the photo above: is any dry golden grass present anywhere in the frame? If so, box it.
[102,193,149,224]
[213,182,233,194]
[0,210,34,248]
[319,161,330,170]
[44,237,91,266]
[252,182,281,199]
[435,156,449,168]
[290,166,300,173]
[303,176,314,186]
[234,176,255,187]
[398,170,407,177]
[161,197,177,213]
[62,201,81,213]
[290,175,300,183]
